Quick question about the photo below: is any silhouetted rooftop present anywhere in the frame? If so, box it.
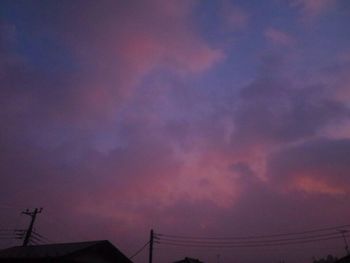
[336,255,350,263]
[0,240,133,262]
[174,257,204,263]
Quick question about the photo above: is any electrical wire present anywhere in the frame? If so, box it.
[32,231,53,243]
[30,234,43,244]
[154,224,350,249]
[155,234,349,248]
[130,241,150,259]
[155,224,350,240]
[29,239,40,245]
[156,232,348,245]
[0,229,17,239]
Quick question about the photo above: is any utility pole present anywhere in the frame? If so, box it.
[22,208,43,246]
[149,229,154,263]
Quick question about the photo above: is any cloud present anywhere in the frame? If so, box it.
[231,54,350,151]
[1,2,350,262]
[264,27,296,47]
[0,2,226,248]
[1,1,224,125]
[289,0,336,21]
[267,138,350,196]
[221,1,250,31]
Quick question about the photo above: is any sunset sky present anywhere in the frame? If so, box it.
[1,1,350,263]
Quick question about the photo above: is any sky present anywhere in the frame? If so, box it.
[1,0,350,262]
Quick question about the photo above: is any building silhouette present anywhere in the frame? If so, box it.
[0,240,133,263]
[173,257,204,263]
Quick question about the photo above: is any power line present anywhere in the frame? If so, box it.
[0,237,15,240]
[0,229,21,239]
[130,241,150,259]
[156,224,350,240]
[32,231,53,243]
[156,232,349,245]
[21,208,43,246]
[14,229,25,240]
[29,239,40,245]
[155,234,350,248]
[0,234,16,238]
[154,224,350,249]
[29,234,43,244]
[0,208,53,247]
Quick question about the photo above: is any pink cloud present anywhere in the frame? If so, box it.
[221,1,250,30]
[118,30,224,75]
[293,175,347,195]
[80,1,223,108]
[107,150,240,209]
[290,0,336,20]
[17,1,225,125]
[264,27,296,47]
[120,24,224,75]
[267,138,350,197]
[164,43,224,73]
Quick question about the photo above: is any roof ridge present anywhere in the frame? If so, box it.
[0,240,129,260]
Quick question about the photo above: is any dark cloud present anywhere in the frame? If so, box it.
[266,137,350,195]
[231,55,350,150]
